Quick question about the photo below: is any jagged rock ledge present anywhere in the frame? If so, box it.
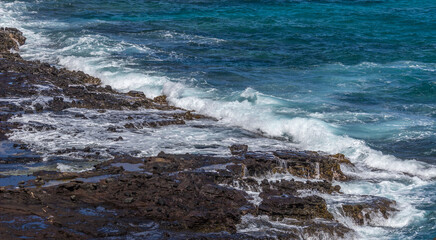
[0,146,398,239]
[0,28,398,239]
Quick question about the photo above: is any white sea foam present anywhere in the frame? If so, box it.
[237,214,356,240]
[7,108,293,161]
[159,82,436,180]
[158,30,226,45]
[57,163,93,173]
[326,178,429,239]
[57,55,169,97]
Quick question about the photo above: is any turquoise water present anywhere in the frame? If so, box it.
[1,0,435,239]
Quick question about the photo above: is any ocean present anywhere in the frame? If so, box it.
[1,0,435,239]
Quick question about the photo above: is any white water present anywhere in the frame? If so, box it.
[7,108,294,161]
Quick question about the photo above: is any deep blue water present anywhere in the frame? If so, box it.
[1,0,435,239]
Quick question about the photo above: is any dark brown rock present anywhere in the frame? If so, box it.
[258,192,333,221]
[0,148,359,239]
[48,96,69,111]
[341,197,397,225]
[127,90,146,98]
[0,27,26,52]
[153,95,168,105]
[272,150,348,181]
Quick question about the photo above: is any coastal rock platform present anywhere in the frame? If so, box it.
[0,28,398,239]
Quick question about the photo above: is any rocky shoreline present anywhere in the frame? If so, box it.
[0,28,398,239]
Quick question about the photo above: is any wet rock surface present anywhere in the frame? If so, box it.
[341,197,397,226]
[0,28,398,239]
[0,27,207,162]
[0,149,358,239]
[0,145,392,239]
[0,27,26,52]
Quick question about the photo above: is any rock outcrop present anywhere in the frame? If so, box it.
[0,27,26,52]
[341,197,397,225]
[0,28,397,239]
[0,148,358,239]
